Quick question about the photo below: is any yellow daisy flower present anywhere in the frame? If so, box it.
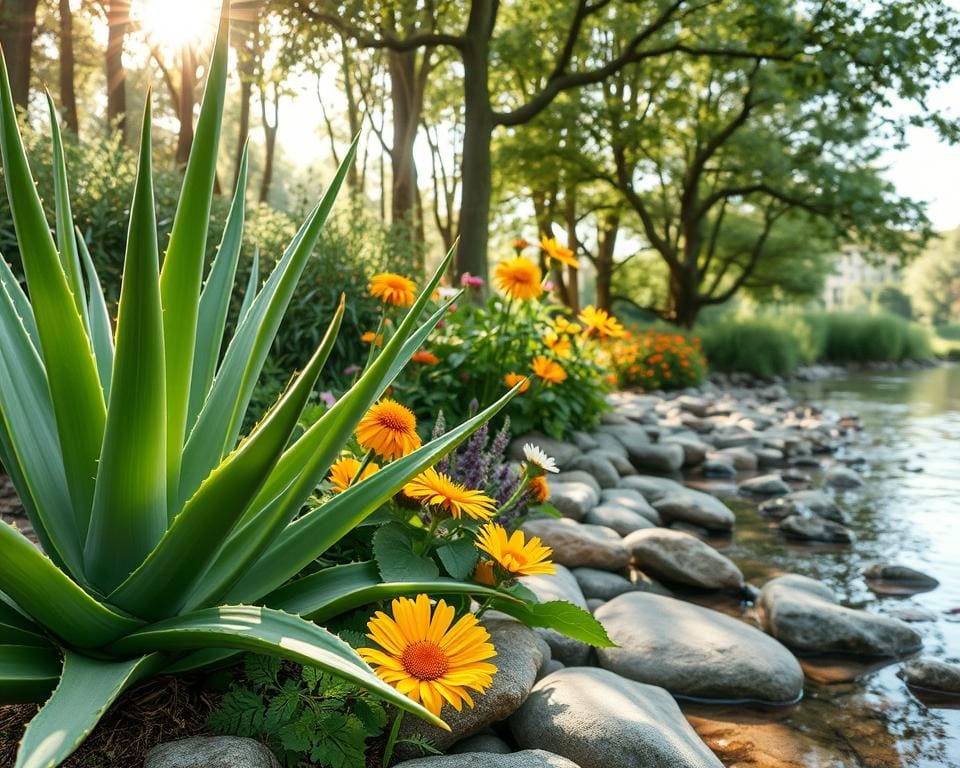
[540,236,578,269]
[554,316,582,335]
[328,456,380,493]
[544,331,572,358]
[578,305,625,339]
[476,523,556,577]
[403,467,497,520]
[356,399,422,460]
[494,257,543,301]
[359,595,497,717]
[531,355,567,384]
[369,272,417,307]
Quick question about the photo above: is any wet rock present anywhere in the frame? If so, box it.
[863,563,939,592]
[522,519,629,571]
[584,503,654,535]
[781,468,812,483]
[739,474,791,496]
[511,667,723,768]
[652,489,736,531]
[395,751,582,768]
[825,466,864,489]
[626,443,685,474]
[545,482,599,521]
[595,593,803,704]
[662,436,710,467]
[623,528,743,590]
[552,471,602,496]
[754,447,785,467]
[521,566,590,665]
[145,737,279,768]
[449,734,513,755]
[599,488,660,523]
[568,454,620,489]
[780,513,855,543]
[715,447,758,470]
[573,567,636,600]
[758,574,923,657]
[712,431,763,450]
[702,458,736,478]
[781,489,846,522]
[885,606,938,622]
[899,657,960,694]
[509,434,581,468]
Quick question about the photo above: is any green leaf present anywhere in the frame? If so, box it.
[373,523,439,582]
[0,255,37,350]
[188,143,249,430]
[491,599,616,647]
[84,97,168,592]
[15,651,162,768]
[0,599,50,648]
[108,306,342,619]
[436,538,479,581]
[0,45,106,534]
[237,246,260,324]
[108,605,449,731]
[158,4,229,507]
[0,645,60,704]
[76,230,113,399]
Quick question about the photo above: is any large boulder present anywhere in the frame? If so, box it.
[545,481,599,521]
[399,619,546,751]
[145,738,279,768]
[510,668,723,768]
[595,593,803,705]
[779,514,854,543]
[627,443,685,474]
[552,470,602,496]
[662,436,710,467]
[863,563,939,592]
[598,488,660,523]
[899,657,960,694]
[587,448,635,476]
[521,566,591,665]
[738,474,790,496]
[617,475,685,501]
[568,454,620,489]
[395,751,582,768]
[596,422,652,458]
[522,519,629,571]
[623,528,743,590]
[584,503,655,535]
[509,434,581,468]
[758,574,923,657]
[652,489,736,532]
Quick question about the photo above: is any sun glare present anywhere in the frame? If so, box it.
[132,0,221,52]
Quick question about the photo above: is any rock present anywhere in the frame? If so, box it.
[522,519,630,571]
[760,490,846,523]
[623,529,743,590]
[758,574,923,657]
[587,431,629,459]
[552,471,602,496]
[754,447,785,467]
[570,431,601,452]
[715,446,758,470]
[779,514,855,543]
[738,473,790,496]
[521,566,590,665]
[712,431,762,450]
[617,475,685,501]
[395,751,582,768]
[400,619,546,752]
[449,734,514,755]
[826,466,864,489]
[596,422,652,458]
[573,567,636,600]
[545,482,599,521]
[145,738,279,768]
[652,489,736,532]
[675,395,712,417]
[899,657,960,694]
[588,448,635,476]
[598,488,660,523]
[781,468,811,483]
[595,593,803,705]
[584,503,654,535]
[702,458,736,478]
[511,668,723,768]
[662,437,710,467]
[863,563,939,589]
[586,598,606,613]
[568,454,620,489]
[510,434,581,468]
[631,569,674,596]
[626,443,685,474]
[540,659,565,678]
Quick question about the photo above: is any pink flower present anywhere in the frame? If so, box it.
[319,391,337,408]
[543,280,555,292]
[460,272,485,288]
[343,364,361,377]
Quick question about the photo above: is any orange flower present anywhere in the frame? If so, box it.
[403,468,497,520]
[356,399,422,459]
[511,238,530,251]
[544,332,572,358]
[328,456,380,492]
[369,273,417,307]
[411,350,440,365]
[473,559,497,586]
[504,373,530,393]
[540,236,578,269]
[361,330,384,347]
[529,475,550,503]
[578,305,625,339]
[494,257,542,301]
[531,355,567,384]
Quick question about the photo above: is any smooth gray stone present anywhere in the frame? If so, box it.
[545,481,599,521]
[753,447,785,467]
[779,513,854,543]
[145,738,279,768]
[738,473,791,496]
[662,436,710,467]
[584,503,655,535]
[863,563,939,588]
[617,474,686,501]
[596,422,652,458]
[702,458,737,478]
[570,430,601,452]
[521,566,590,665]
[595,593,803,705]
[511,668,723,768]
[450,734,514,755]
[598,488,660,523]
[825,466,865,488]
[652,489,736,532]
[627,443,685,474]
[587,448,635,476]
[396,751,582,768]
[552,471,602,496]
[623,528,743,590]
[573,567,636,600]
[758,574,923,657]
[522,518,630,571]
[587,431,629,459]
[899,657,960,693]
[568,454,620,489]
[715,446,758,470]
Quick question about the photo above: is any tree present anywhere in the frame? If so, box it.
[0,0,40,112]
[907,228,960,324]
[57,0,79,133]
[103,0,129,139]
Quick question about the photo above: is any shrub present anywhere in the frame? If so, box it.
[696,318,809,377]
[601,329,707,390]
[935,322,960,341]
[811,312,932,362]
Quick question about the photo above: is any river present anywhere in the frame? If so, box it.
[684,364,960,767]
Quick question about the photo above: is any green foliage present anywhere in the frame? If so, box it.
[873,284,913,319]
[812,312,932,363]
[208,655,388,768]
[697,318,812,378]
[936,323,960,341]
[906,227,960,325]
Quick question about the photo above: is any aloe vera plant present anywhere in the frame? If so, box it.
[0,7,548,766]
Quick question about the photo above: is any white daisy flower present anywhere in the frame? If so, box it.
[523,443,559,473]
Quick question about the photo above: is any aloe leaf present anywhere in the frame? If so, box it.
[0,645,60,705]
[84,97,168,593]
[0,521,141,647]
[237,246,260,323]
[0,255,38,350]
[178,135,358,506]
[76,229,113,399]
[45,92,86,326]
[108,605,449,730]
[0,48,106,531]
[225,382,521,603]
[0,270,83,576]
[0,599,50,647]
[188,143,249,429]
[15,651,162,768]
[158,3,229,508]
[108,301,343,619]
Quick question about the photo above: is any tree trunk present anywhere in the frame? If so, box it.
[668,266,701,328]
[175,47,197,167]
[105,0,128,139]
[0,0,39,113]
[595,212,619,312]
[387,49,422,237]
[57,0,78,133]
[340,37,361,192]
[455,3,495,282]
[259,81,278,203]
[234,77,252,186]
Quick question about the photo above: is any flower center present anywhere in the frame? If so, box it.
[402,641,449,680]
[378,412,411,432]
